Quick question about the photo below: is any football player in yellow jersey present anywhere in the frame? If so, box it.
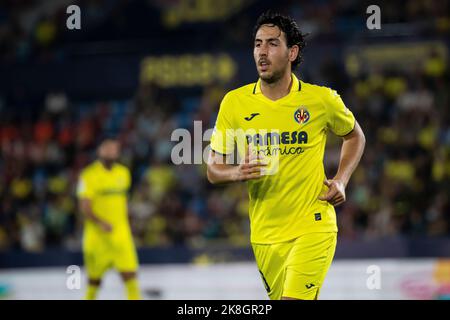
[207,11,366,300]
[77,138,141,300]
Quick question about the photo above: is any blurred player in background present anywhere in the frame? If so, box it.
[77,137,141,300]
[207,11,366,300]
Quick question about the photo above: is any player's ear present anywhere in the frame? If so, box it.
[96,143,104,158]
[289,45,299,63]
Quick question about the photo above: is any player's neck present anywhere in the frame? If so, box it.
[260,71,292,101]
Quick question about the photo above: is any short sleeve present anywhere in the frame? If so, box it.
[325,88,356,136]
[124,168,131,191]
[76,172,96,200]
[210,93,236,154]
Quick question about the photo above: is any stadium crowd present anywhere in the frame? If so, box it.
[0,0,449,252]
[1,51,448,252]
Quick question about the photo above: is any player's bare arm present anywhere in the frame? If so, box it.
[207,146,267,184]
[79,198,113,232]
[319,120,366,206]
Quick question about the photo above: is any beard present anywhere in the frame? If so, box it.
[100,158,117,168]
[259,66,285,84]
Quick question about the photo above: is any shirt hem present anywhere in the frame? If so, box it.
[250,228,338,245]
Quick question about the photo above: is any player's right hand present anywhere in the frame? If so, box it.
[233,145,267,182]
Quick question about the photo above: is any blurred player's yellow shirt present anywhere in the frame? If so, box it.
[77,160,132,244]
[210,74,355,244]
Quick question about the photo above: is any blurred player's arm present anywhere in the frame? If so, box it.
[77,174,112,232]
[79,198,113,232]
[319,120,365,206]
[207,146,267,184]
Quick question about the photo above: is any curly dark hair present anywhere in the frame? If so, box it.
[253,11,307,70]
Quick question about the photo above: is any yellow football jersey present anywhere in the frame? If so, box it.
[210,74,356,244]
[77,160,132,243]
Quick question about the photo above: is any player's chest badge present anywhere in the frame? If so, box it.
[294,107,310,125]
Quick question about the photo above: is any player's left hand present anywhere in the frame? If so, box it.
[318,179,346,206]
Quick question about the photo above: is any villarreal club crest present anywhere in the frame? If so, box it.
[294,107,310,125]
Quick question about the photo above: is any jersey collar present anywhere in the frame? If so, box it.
[253,73,301,95]
[95,159,116,171]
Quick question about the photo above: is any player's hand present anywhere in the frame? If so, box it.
[318,179,346,206]
[233,145,267,182]
[98,221,113,233]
